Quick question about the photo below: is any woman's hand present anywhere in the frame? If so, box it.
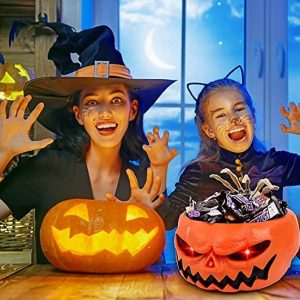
[106,168,164,209]
[280,102,300,135]
[0,95,54,158]
[143,126,178,167]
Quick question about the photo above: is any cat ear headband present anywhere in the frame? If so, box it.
[187,65,245,101]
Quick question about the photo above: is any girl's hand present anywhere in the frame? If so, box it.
[280,102,300,135]
[106,168,164,209]
[143,126,178,167]
[0,96,54,158]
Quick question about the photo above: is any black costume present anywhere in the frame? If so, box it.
[163,145,300,229]
[0,148,169,263]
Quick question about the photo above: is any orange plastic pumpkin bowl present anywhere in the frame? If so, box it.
[40,199,165,273]
[175,209,299,293]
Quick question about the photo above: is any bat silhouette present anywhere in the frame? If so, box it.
[9,13,75,47]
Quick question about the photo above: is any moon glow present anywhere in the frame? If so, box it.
[145,28,176,70]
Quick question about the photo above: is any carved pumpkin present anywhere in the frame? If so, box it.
[0,62,34,100]
[40,199,165,273]
[175,209,299,292]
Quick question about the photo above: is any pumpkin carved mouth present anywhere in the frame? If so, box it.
[51,226,159,256]
[177,255,276,290]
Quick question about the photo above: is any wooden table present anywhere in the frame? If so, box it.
[0,264,300,299]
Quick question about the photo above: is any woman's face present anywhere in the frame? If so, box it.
[201,88,255,153]
[73,84,138,149]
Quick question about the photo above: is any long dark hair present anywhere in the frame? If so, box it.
[52,86,148,165]
[193,78,266,162]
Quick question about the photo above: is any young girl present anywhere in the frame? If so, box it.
[0,25,177,263]
[163,70,300,229]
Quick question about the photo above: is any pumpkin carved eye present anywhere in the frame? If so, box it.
[62,203,150,223]
[126,205,149,221]
[176,235,202,257]
[64,203,90,222]
[1,71,15,83]
[228,240,271,261]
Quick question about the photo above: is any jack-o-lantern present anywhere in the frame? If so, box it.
[0,58,34,100]
[175,209,299,293]
[40,199,165,273]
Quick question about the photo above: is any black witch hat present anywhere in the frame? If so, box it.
[24,25,175,133]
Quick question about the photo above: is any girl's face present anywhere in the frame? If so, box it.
[201,88,255,153]
[73,84,138,149]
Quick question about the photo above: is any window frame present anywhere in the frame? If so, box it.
[246,0,288,150]
[63,0,289,153]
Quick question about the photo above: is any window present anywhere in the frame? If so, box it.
[119,0,244,192]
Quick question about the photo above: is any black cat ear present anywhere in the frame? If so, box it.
[187,65,245,101]
[187,82,207,101]
[224,65,245,85]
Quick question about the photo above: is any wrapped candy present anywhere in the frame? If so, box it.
[185,168,287,224]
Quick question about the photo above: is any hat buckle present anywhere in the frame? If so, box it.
[94,61,110,78]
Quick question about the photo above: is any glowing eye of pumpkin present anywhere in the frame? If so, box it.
[0,72,15,84]
[63,203,90,222]
[229,240,271,261]
[126,205,149,221]
[176,234,202,257]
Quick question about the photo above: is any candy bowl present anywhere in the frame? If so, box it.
[175,209,299,292]
[174,168,300,293]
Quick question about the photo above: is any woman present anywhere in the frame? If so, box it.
[0,25,177,263]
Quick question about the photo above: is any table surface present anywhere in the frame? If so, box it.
[0,264,300,300]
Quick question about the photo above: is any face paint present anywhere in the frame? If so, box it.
[74,84,137,149]
[202,89,255,153]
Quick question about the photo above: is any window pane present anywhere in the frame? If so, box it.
[184,108,200,163]
[185,0,245,103]
[119,0,182,103]
[288,0,300,215]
